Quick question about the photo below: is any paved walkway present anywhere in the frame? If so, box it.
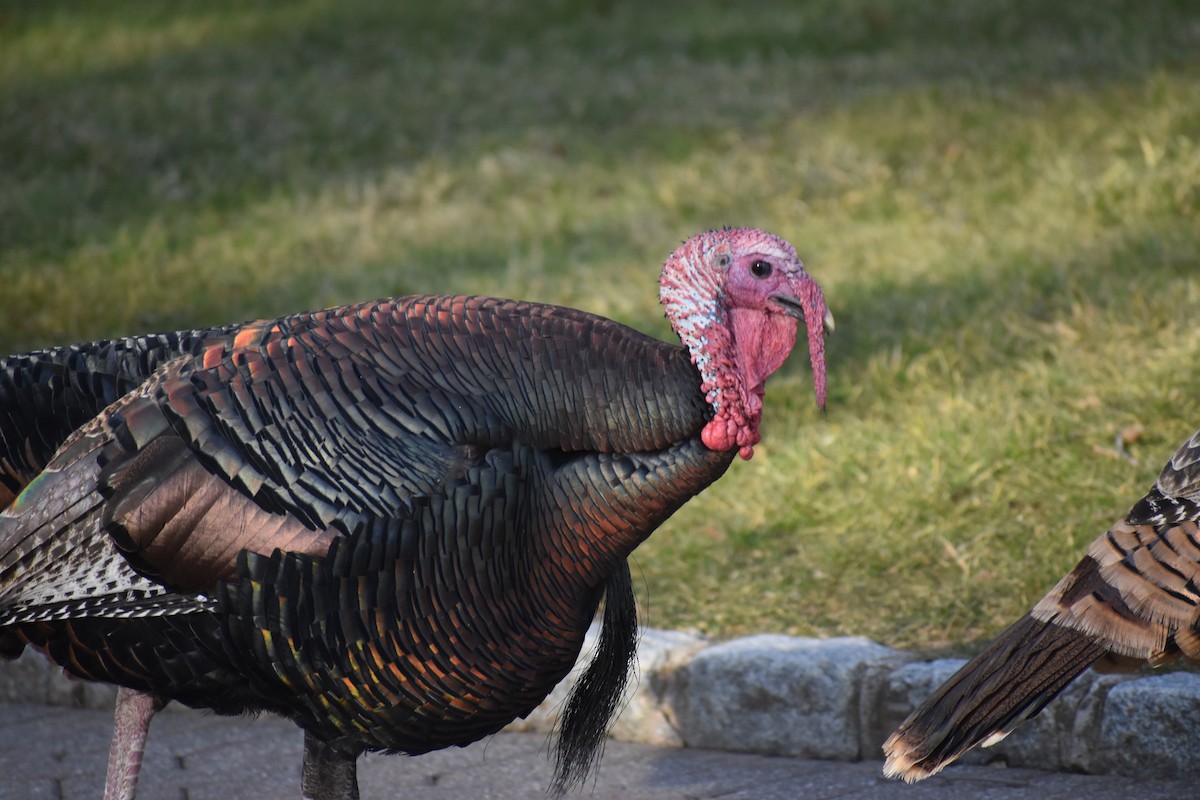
[0,703,1191,799]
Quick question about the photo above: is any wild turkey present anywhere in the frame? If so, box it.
[0,228,832,800]
[884,426,1200,782]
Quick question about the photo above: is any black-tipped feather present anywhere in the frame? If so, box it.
[883,614,1105,781]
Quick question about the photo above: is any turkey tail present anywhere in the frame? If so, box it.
[883,613,1105,782]
[884,429,1200,782]
[552,560,638,797]
[0,328,234,508]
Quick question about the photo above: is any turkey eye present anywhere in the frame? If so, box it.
[749,260,772,278]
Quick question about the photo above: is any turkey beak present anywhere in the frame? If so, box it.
[773,295,835,335]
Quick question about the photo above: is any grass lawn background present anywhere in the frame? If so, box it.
[3,0,1200,653]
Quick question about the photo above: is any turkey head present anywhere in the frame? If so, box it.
[659,227,833,460]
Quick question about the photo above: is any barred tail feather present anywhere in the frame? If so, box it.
[882,614,1105,782]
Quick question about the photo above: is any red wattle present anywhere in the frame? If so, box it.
[702,418,736,451]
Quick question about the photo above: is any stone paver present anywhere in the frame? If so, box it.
[0,703,1192,800]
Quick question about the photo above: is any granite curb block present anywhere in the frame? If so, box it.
[5,627,1198,779]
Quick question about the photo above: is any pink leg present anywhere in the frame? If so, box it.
[104,687,164,800]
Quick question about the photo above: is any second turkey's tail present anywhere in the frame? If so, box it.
[882,613,1105,782]
[885,429,1200,782]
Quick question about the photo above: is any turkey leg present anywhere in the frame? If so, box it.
[104,687,164,800]
[302,731,360,800]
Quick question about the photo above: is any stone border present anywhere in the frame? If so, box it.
[509,627,1200,780]
[6,627,1200,779]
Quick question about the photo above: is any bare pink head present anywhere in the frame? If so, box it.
[659,228,832,460]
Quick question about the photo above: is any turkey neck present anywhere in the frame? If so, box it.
[524,438,734,593]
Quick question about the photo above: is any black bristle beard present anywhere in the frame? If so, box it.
[551,560,639,797]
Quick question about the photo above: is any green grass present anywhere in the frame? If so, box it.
[3,0,1200,653]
